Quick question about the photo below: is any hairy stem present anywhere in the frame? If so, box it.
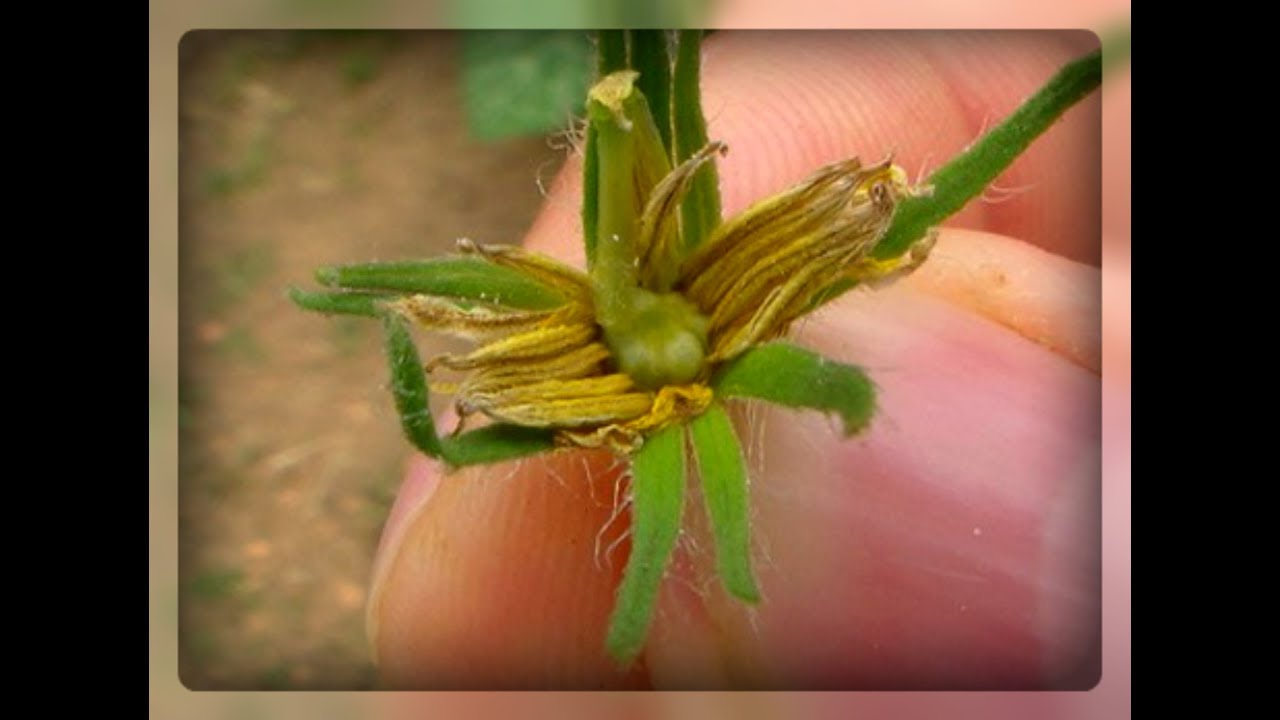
[810,46,1106,309]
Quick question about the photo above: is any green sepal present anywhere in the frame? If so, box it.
[712,342,876,436]
[606,423,686,665]
[631,30,673,155]
[596,30,628,76]
[381,314,558,467]
[672,29,721,254]
[316,258,567,310]
[688,403,760,603]
[382,314,447,459]
[441,424,557,467]
[584,30,630,266]
[288,287,389,318]
[583,122,601,265]
[586,71,673,328]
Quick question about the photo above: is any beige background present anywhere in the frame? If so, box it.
[178,30,573,689]
[151,4,1130,716]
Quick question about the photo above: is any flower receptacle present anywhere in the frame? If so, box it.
[602,287,709,390]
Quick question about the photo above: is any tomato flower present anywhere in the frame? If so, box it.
[291,32,1106,665]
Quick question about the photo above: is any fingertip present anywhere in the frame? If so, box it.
[366,453,443,669]
[368,449,650,689]
[700,32,1100,261]
[901,228,1101,373]
[525,33,1100,269]
[626,230,1099,688]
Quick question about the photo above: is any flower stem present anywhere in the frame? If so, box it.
[808,46,1106,310]
[872,48,1102,261]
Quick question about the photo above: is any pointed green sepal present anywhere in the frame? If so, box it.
[382,314,447,459]
[688,403,760,603]
[631,30,673,155]
[316,258,568,310]
[606,423,686,665]
[441,424,557,467]
[596,30,628,76]
[288,287,389,318]
[712,342,876,436]
[382,314,559,467]
[672,30,721,254]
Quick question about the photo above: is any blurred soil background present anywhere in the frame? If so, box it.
[178,30,573,689]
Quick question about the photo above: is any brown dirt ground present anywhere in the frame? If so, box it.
[178,31,570,690]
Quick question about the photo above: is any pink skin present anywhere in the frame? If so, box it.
[365,32,1102,689]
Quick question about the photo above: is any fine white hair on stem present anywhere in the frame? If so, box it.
[753,516,777,576]
[913,152,935,188]
[979,179,1037,205]
[548,113,589,157]
[599,521,632,572]
[604,452,630,479]
[533,157,557,199]
[738,401,774,573]
[610,466,628,517]
[541,457,569,492]
[679,521,704,558]
[973,112,994,147]
[593,501,629,570]
[593,468,633,571]
[661,556,711,604]
[582,453,603,507]
[695,569,718,600]
[743,602,763,639]
[485,456,525,488]
[741,398,768,488]
[537,114,588,200]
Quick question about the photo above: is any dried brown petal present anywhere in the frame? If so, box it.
[426,320,597,372]
[680,158,914,361]
[458,239,595,306]
[635,142,727,292]
[390,295,554,341]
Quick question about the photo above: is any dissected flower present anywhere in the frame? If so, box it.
[386,74,934,455]
[291,32,1108,669]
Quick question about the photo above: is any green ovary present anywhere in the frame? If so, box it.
[603,288,709,390]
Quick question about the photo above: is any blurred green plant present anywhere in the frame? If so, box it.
[189,568,246,601]
[460,31,593,140]
[216,327,267,364]
[449,0,710,31]
[342,49,380,87]
[210,242,276,312]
